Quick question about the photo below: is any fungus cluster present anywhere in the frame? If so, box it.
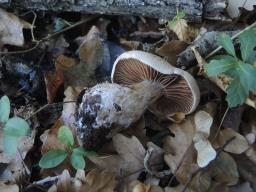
[75,50,200,149]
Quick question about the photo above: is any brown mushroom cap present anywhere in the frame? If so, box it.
[111,50,200,115]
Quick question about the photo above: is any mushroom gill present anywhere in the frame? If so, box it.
[112,58,194,114]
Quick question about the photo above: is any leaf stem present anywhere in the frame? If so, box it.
[206,21,256,59]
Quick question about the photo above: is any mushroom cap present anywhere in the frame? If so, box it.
[111,50,200,115]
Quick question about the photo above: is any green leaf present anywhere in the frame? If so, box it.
[168,10,185,29]
[239,28,256,63]
[3,117,29,137]
[0,95,10,124]
[73,147,97,157]
[226,79,248,107]
[58,126,74,147]
[71,152,85,170]
[54,18,70,32]
[73,147,86,156]
[218,33,236,57]
[205,56,237,76]
[3,135,17,154]
[239,63,256,91]
[39,149,68,168]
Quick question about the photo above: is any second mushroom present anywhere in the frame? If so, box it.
[75,50,200,149]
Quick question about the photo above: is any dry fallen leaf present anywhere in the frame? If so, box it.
[44,70,64,103]
[79,169,117,192]
[88,134,146,176]
[230,182,253,192]
[130,181,163,192]
[55,26,103,87]
[207,152,239,186]
[0,8,32,47]
[0,130,35,182]
[170,19,191,43]
[0,182,19,192]
[163,117,196,172]
[215,128,250,154]
[156,40,188,65]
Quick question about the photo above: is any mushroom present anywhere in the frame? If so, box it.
[75,81,163,149]
[111,50,200,117]
[75,51,200,149]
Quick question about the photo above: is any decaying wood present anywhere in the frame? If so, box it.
[177,30,238,68]
[1,0,228,22]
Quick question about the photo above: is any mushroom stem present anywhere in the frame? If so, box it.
[75,80,164,149]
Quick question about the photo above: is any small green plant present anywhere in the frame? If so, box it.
[168,9,186,30]
[205,28,256,107]
[39,126,96,170]
[0,95,30,154]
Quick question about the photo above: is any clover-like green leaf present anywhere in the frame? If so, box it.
[226,79,248,107]
[0,95,10,124]
[39,149,68,168]
[58,126,74,147]
[239,28,256,63]
[218,33,236,57]
[71,151,85,170]
[3,135,17,154]
[3,117,29,137]
[205,55,237,76]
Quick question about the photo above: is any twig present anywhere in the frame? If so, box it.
[205,21,256,59]
[25,100,75,120]
[168,143,193,186]
[32,176,59,185]
[0,15,97,55]
[213,107,229,140]
[181,136,236,192]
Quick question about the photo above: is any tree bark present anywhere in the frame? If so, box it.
[0,0,228,22]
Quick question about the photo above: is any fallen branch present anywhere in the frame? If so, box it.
[1,0,228,22]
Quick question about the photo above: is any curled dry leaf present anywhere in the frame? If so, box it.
[44,70,64,103]
[170,19,191,43]
[57,169,73,192]
[215,128,250,154]
[40,119,66,154]
[48,169,117,192]
[194,110,213,137]
[88,134,146,176]
[61,86,84,130]
[0,8,32,47]
[193,110,216,168]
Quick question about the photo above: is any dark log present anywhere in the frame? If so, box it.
[0,0,228,22]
